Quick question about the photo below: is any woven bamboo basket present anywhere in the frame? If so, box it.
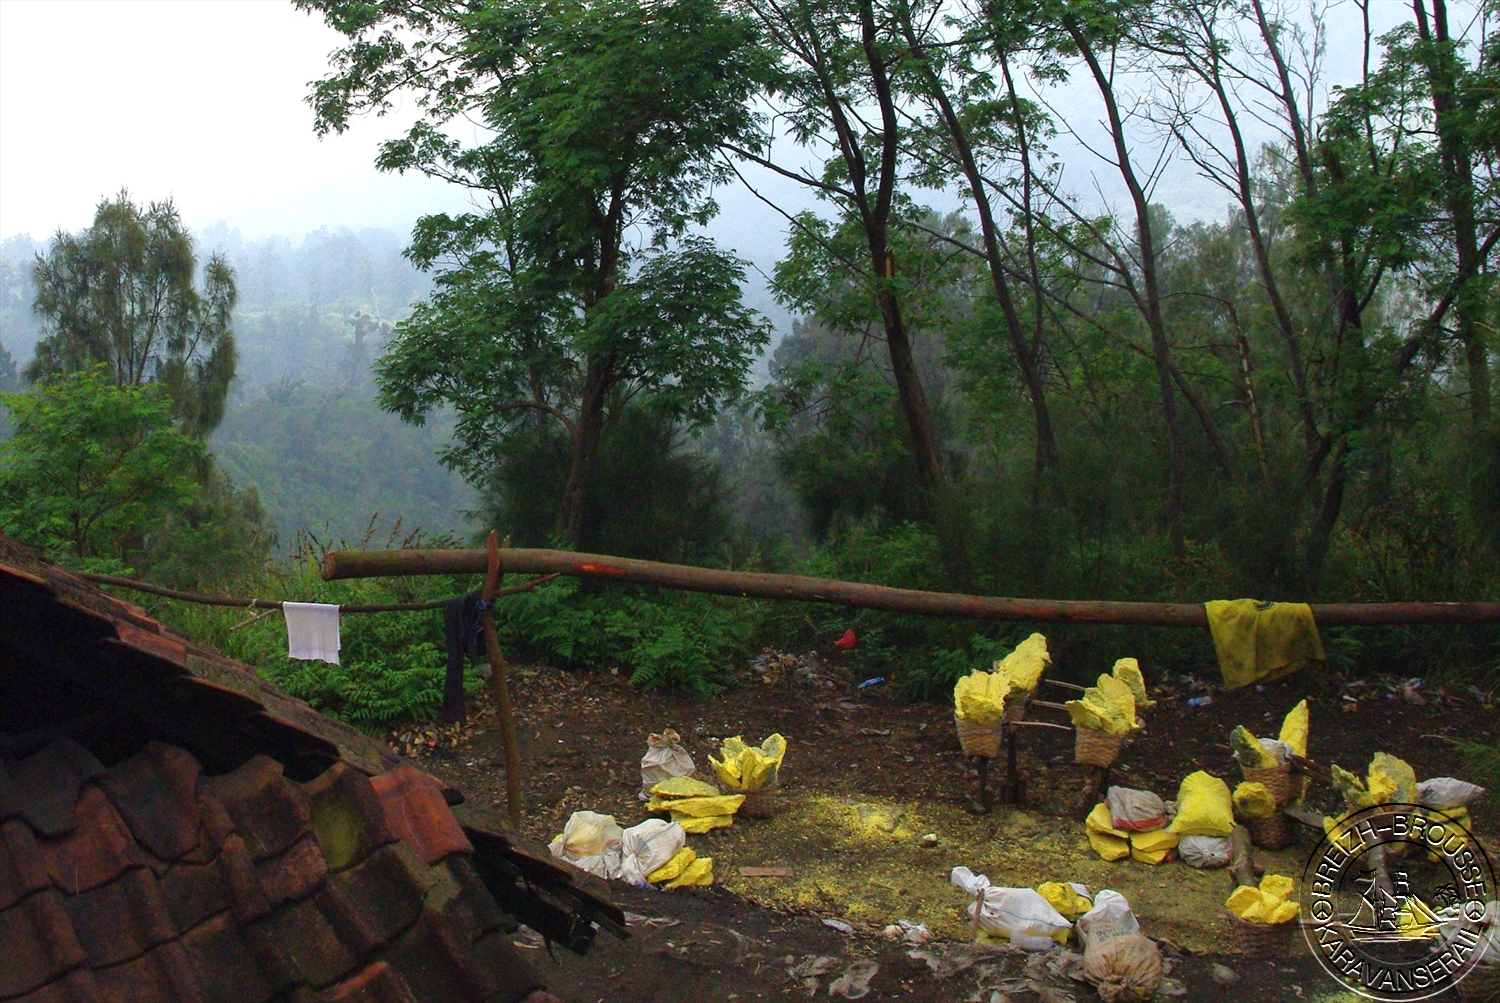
[1241,761,1295,807]
[1074,726,1125,768]
[1002,691,1031,723]
[1246,812,1291,850]
[955,714,1005,758]
[1229,914,1295,958]
[737,786,781,819]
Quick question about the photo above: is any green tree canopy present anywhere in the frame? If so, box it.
[300,0,772,545]
[28,191,238,437]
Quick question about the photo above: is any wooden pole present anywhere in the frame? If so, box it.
[320,547,1500,628]
[480,532,522,831]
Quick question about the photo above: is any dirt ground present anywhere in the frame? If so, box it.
[400,649,1500,1003]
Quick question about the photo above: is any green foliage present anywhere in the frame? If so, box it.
[29,192,238,437]
[0,368,206,571]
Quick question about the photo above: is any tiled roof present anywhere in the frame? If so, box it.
[0,739,540,1003]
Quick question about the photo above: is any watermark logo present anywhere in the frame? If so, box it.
[1302,803,1497,1001]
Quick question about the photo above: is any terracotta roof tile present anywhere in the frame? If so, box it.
[9,967,102,1003]
[257,836,327,908]
[469,929,544,1003]
[219,833,272,924]
[0,887,88,997]
[205,756,311,862]
[39,784,143,895]
[368,767,471,867]
[159,857,229,935]
[13,738,105,837]
[325,844,427,949]
[303,763,395,873]
[321,961,418,1003]
[0,817,51,911]
[256,890,367,990]
[380,908,491,1003]
[62,865,175,967]
[179,910,291,1003]
[93,940,203,1003]
[98,742,202,862]
[426,855,510,944]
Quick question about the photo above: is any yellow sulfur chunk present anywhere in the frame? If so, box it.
[647,847,698,883]
[991,633,1051,693]
[1130,827,1178,864]
[1239,896,1271,923]
[1368,753,1417,805]
[1330,765,1376,811]
[1096,675,1138,730]
[1065,698,1111,732]
[711,734,787,793]
[1067,674,1138,735]
[1266,901,1300,925]
[664,856,714,888]
[1086,802,1129,838]
[1279,700,1309,759]
[1396,898,1440,938]
[1088,830,1131,861]
[1259,874,1295,903]
[1233,782,1278,820]
[1037,882,1092,922]
[1226,885,1265,918]
[673,812,735,834]
[647,793,746,817]
[1230,726,1279,769]
[650,776,721,799]
[1111,658,1155,708]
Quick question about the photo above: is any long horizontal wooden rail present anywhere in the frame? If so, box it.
[320,548,1500,627]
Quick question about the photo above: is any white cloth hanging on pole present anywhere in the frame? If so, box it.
[283,602,341,664]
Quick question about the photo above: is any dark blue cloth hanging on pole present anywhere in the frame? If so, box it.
[441,590,483,724]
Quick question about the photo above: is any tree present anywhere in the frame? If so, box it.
[28,192,238,437]
[0,367,205,569]
[301,0,772,546]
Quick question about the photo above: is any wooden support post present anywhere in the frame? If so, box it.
[481,532,522,831]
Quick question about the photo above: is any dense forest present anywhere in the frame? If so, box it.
[0,0,1495,727]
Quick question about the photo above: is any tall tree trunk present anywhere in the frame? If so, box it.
[556,358,611,547]
[900,13,1057,477]
[858,0,944,503]
[1069,24,1187,557]
[1413,0,1490,421]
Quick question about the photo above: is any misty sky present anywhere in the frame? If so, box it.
[1,0,1420,256]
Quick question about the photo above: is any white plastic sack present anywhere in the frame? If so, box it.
[548,810,623,880]
[950,866,1070,948]
[1108,787,1167,831]
[640,728,696,801]
[617,818,686,885]
[1177,834,1233,869]
[1255,737,1293,764]
[1418,777,1487,810]
[1076,890,1140,949]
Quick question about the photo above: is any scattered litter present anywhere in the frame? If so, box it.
[1211,963,1240,986]
[739,866,793,878]
[1185,696,1213,708]
[907,942,1014,979]
[640,728,695,801]
[835,629,858,650]
[623,911,680,929]
[1155,977,1186,996]
[822,918,856,934]
[828,960,879,998]
[788,955,838,996]
[858,727,891,736]
[857,677,884,689]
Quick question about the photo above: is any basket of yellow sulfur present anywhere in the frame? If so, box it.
[1229,913,1294,958]
[1074,726,1125,768]
[954,713,1005,758]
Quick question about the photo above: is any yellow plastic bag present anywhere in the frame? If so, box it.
[647,846,697,883]
[710,734,787,794]
[1232,781,1277,821]
[664,856,714,888]
[1111,658,1155,708]
[1037,881,1093,922]
[1088,830,1131,861]
[1168,772,1234,837]
[1129,828,1178,865]
[1279,700,1309,758]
